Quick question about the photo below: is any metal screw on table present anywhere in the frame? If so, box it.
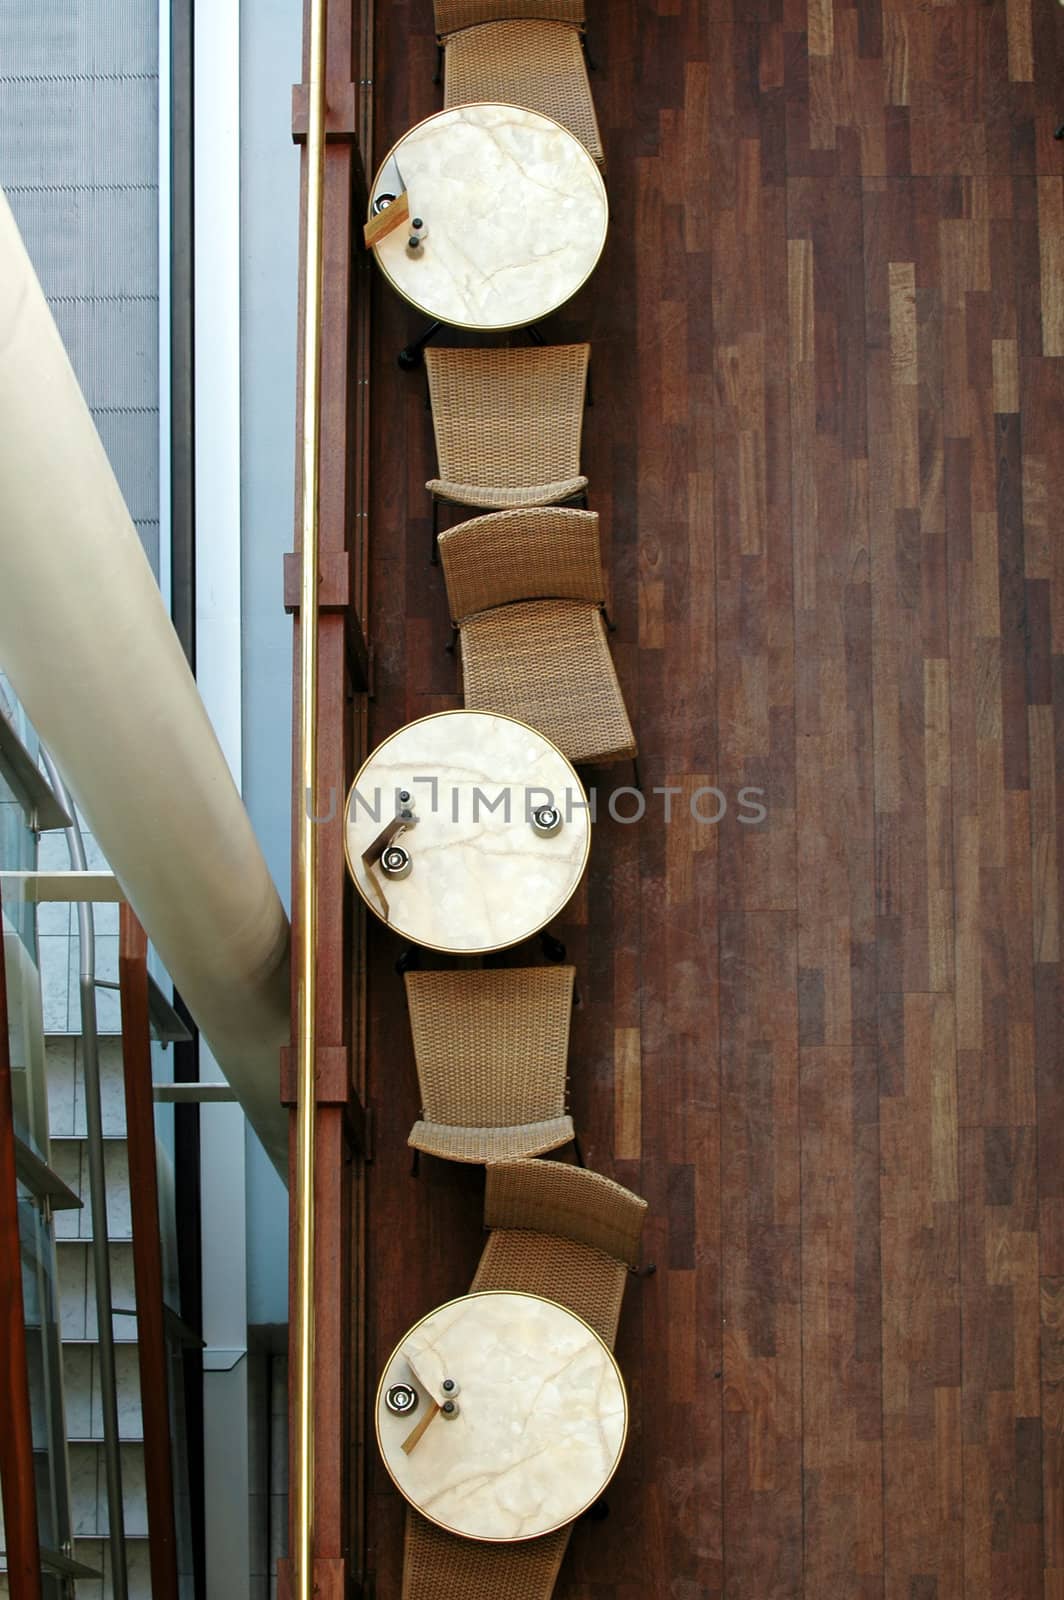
[381,844,412,879]
[531,804,562,838]
[385,1383,418,1415]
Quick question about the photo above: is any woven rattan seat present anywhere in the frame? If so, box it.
[459,598,635,766]
[404,966,576,1163]
[439,505,606,619]
[442,19,604,170]
[424,345,590,539]
[402,1509,571,1599]
[472,1228,627,1345]
[434,0,585,34]
[472,1159,649,1346]
[438,507,637,767]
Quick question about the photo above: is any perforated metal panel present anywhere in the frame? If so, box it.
[0,1,160,572]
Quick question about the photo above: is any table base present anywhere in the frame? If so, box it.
[392,926,568,978]
[397,319,443,370]
[397,318,557,371]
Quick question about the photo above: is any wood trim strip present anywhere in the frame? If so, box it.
[288,0,373,1585]
[118,904,179,1600]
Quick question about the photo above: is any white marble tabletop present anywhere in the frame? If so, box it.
[343,710,590,954]
[369,104,608,331]
[376,1291,628,1542]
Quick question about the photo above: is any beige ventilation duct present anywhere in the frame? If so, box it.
[0,188,290,1180]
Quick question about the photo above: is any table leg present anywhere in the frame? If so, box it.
[398,321,442,370]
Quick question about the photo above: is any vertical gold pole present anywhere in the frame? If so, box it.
[295,0,327,1596]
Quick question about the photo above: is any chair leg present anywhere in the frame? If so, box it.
[395,946,422,976]
[582,30,597,71]
[410,1147,420,1177]
[431,499,439,565]
[573,1131,586,1168]
[585,360,593,407]
[539,929,567,963]
[525,322,547,346]
[399,320,442,370]
[433,41,443,84]
[632,755,642,793]
[445,623,458,656]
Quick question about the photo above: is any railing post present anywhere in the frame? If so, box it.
[118,904,180,1600]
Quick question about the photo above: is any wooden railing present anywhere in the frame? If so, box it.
[118,906,179,1600]
[281,0,374,1593]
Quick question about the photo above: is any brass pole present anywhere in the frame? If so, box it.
[295,0,327,1594]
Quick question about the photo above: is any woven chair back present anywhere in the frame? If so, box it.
[404,967,574,1127]
[483,1158,648,1267]
[438,506,605,622]
[425,344,589,493]
[402,1509,571,1598]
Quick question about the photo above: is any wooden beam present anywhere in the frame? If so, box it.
[0,884,43,1600]
[288,0,373,1582]
[118,904,179,1600]
[291,81,359,143]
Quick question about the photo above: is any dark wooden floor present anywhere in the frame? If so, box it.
[362,0,1064,1594]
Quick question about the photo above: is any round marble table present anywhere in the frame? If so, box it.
[343,710,590,955]
[369,103,609,333]
[376,1291,628,1542]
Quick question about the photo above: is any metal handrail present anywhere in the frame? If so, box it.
[294,0,328,1595]
[39,750,128,1600]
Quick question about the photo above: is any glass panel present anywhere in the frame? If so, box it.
[18,1185,73,1565]
[0,684,72,1592]
[1,743,49,1160]
[0,674,39,925]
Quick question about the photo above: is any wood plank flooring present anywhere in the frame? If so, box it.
[361,0,1064,1593]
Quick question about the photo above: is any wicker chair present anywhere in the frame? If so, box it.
[437,506,637,768]
[404,966,577,1163]
[472,1159,649,1346]
[400,1158,648,1598]
[441,18,604,171]
[402,1510,571,1599]
[425,344,591,558]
